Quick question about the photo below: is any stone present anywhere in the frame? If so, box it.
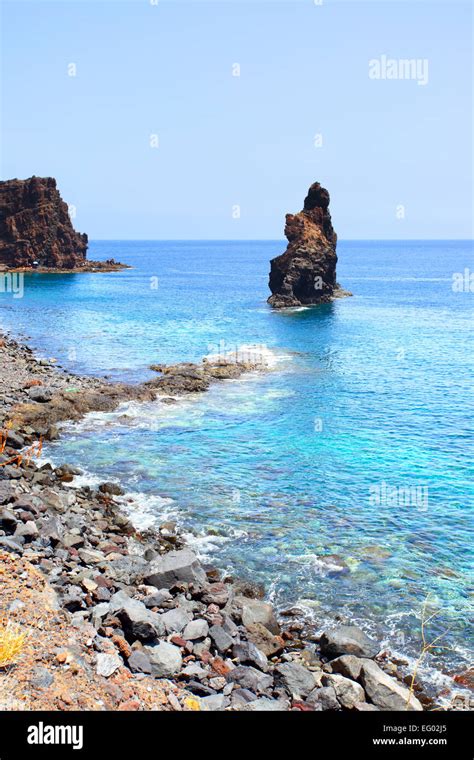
[127,650,152,675]
[98,482,124,496]
[359,660,423,711]
[183,619,209,641]
[319,625,379,659]
[209,625,234,653]
[143,589,172,608]
[245,622,284,657]
[82,578,98,593]
[182,663,208,679]
[221,615,239,638]
[201,582,230,607]
[110,592,164,642]
[0,537,23,553]
[144,548,207,589]
[0,508,18,531]
[329,654,365,681]
[55,464,82,477]
[232,641,268,672]
[228,665,273,694]
[235,596,280,634]
[200,694,226,711]
[276,661,318,698]
[39,515,62,545]
[143,642,183,677]
[14,520,39,539]
[322,673,366,709]
[28,387,53,403]
[0,482,17,504]
[307,685,340,711]
[160,607,192,635]
[268,182,349,308]
[96,653,122,678]
[77,548,105,565]
[0,176,88,268]
[209,676,227,691]
[239,698,290,711]
[6,431,24,449]
[30,667,54,689]
[230,688,258,708]
[105,555,148,585]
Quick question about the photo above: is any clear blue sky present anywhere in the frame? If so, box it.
[1,0,472,239]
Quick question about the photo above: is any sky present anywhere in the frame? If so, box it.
[1,0,472,240]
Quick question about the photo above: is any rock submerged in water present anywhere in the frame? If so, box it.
[268,181,351,308]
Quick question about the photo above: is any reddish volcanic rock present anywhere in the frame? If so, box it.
[0,176,88,268]
[268,181,350,308]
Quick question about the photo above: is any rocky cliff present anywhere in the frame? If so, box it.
[268,182,349,308]
[0,176,89,269]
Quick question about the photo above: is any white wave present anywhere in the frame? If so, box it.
[288,553,348,575]
[116,491,177,531]
[204,343,293,370]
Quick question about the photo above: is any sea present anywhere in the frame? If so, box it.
[1,239,472,702]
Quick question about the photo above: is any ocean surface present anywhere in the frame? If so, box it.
[1,240,473,696]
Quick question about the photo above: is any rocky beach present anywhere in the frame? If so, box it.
[2,330,467,714]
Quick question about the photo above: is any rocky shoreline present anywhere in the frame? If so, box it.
[0,331,460,712]
[0,260,130,274]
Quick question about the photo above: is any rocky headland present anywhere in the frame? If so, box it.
[0,333,468,713]
[268,182,351,308]
[0,177,127,273]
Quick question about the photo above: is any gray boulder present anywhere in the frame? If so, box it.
[200,694,226,711]
[144,642,183,677]
[319,625,379,659]
[6,431,24,449]
[28,386,53,403]
[232,641,268,672]
[144,589,173,608]
[359,660,422,711]
[183,619,209,641]
[228,665,273,694]
[144,548,206,589]
[329,654,365,681]
[234,596,280,634]
[96,652,122,678]
[110,591,165,642]
[276,661,318,699]
[160,606,192,635]
[209,625,234,653]
[0,508,18,531]
[105,555,149,585]
[307,685,340,711]
[230,689,259,708]
[0,482,18,505]
[238,697,290,711]
[127,650,152,674]
[322,673,366,709]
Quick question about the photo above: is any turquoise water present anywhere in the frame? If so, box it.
[1,240,473,681]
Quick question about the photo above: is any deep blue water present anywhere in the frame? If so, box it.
[1,240,473,686]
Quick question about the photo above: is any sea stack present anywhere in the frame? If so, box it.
[0,176,88,269]
[268,181,349,308]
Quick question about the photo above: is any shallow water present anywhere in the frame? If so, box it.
[1,239,473,686]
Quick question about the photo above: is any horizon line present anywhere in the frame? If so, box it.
[88,238,474,243]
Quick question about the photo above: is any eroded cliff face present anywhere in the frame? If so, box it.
[0,176,88,268]
[268,182,348,308]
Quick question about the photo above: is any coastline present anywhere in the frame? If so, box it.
[0,330,467,712]
[0,261,131,274]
